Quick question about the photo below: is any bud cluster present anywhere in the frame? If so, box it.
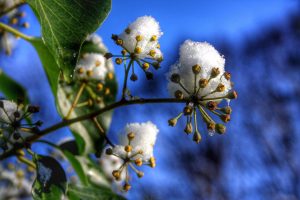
[167,40,237,143]
[0,99,42,152]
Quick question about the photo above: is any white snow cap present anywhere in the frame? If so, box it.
[118,16,163,60]
[0,100,18,123]
[113,121,159,161]
[168,40,231,99]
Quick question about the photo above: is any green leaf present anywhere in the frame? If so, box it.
[32,155,67,200]
[30,38,60,96]
[0,69,28,102]
[67,184,126,200]
[26,0,112,81]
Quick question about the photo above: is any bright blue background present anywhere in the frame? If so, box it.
[1,0,300,199]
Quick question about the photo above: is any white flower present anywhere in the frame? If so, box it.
[168,40,231,100]
[100,150,125,182]
[0,100,18,123]
[118,16,163,60]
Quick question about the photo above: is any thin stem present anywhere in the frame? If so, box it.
[0,1,26,17]
[122,59,133,100]
[65,82,86,119]
[92,117,115,147]
[178,82,191,95]
[0,22,32,41]
[17,155,36,169]
[0,98,186,160]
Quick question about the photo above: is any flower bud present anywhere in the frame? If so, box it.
[104,53,113,59]
[150,35,157,41]
[174,90,184,100]
[124,145,132,153]
[123,183,131,192]
[170,73,180,83]
[137,171,144,178]
[220,114,231,123]
[127,132,135,140]
[149,49,156,57]
[168,118,177,127]
[115,58,122,65]
[206,101,218,111]
[149,157,156,168]
[227,91,238,99]
[184,122,193,134]
[210,67,220,78]
[27,105,40,113]
[116,39,123,46]
[216,124,226,134]
[220,106,232,114]
[193,131,201,144]
[111,34,118,41]
[145,71,153,80]
[142,63,150,71]
[112,170,121,180]
[224,72,231,80]
[135,35,143,42]
[134,47,142,54]
[130,73,138,82]
[183,106,193,116]
[105,148,113,155]
[152,62,160,69]
[96,83,104,91]
[121,49,127,55]
[216,83,225,92]
[125,28,131,34]
[199,78,208,88]
[207,122,216,132]
[192,64,201,74]
[135,158,143,166]
[13,111,20,118]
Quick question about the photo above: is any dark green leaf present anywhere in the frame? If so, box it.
[67,184,126,200]
[32,155,67,200]
[0,69,28,102]
[26,0,112,81]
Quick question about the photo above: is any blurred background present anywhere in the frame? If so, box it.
[1,0,300,199]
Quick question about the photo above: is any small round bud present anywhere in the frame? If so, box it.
[224,72,231,80]
[207,122,216,132]
[174,90,184,100]
[199,78,208,88]
[104,53,113,59]
[22,22,30,28]
[115,58,122,65]
[105,88,110,95]
[211,67,220,78]
[220,114,231,123]
[135,35,143,42]
[107,72,114,80]
[134,47,142,54]
[125,28,131,34]
[183,106,193,116]
[10,18,18,25]
[124,145,132,153]
[112,170,121,180]
[150,35,157,41]
[221,106,232,114]
[86,70,93,77]
[78,67,84,74]
[157,56,163,62]
[192,64,201,74]
[16,170,24,179]
[170,73,180,83]
[193,131,201,144]
[105,148,113,155]
[127,132,135,140]
[116,39,123,46]
[121,49,127,56]
[184,123,193,134]
[206,101,218,111]
[149,157,156,168]
[216,124,226,134]
[216,83,225,92]
[137,171,144,178]
[135,158,143,166]
[111,34,118,41]
[95,60,101,67]
[227,91,238,99]
[96,83,104,91]
[13,111,21,118]
[168,118,177,127]
[130,73,138,82]
[156,44,160,49]
[149,50,156,57]
[145,72,153,80]
[123,183,131,192]
[142,63,150,71]
[152,62,160,70]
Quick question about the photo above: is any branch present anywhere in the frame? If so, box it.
[0,22,32,41]
[0,98,185,160]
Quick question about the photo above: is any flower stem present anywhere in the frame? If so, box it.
[0,22,32,41]
[65,82,86,119]
[92,117,115,147]
[17,155,36,169]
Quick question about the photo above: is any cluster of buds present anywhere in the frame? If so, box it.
[59,34,116,119]
[102,121,158,192]
[0,0,29,55]
[167,40,237,143]
[108,16,163,82]
[0,99,42,152]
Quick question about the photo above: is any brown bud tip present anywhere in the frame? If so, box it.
[221,114,231,123]
[224,72,231,80]
[127,132,135,140]
[112,170,121,180]
[115,58,122,65]
[123,183,131,192]
[206,101,218,111]
[130,73,138,82]
[184,123,193,134]
[227,91,238,99]
[134,47,142,54]
[192,64,201,74]
[125,28,131,34]
[183,106,193,116]
[170,73,180,83]
[207,122,216,132]
[111,34,118,41]
[216,83,225,92]
[199,78,208,88]
[168,118,177,127]
[135,158,143,166]
[137,171,144,178]
[105,148,113,155]
[150,35,157,41]
[22,22,30,28]
[174,90,184,100]
[216,124,226,134]
[124,145,132,153]
[211,67,220,78]
[116,39,123,46]
[136,35,143,42]
[153,62,160,70]
[221,106,232,114]
[142,63,150,71]
[104,53,113,59]
[149,157,156,168]
[121,49,127,55]
[27,105,40,113]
